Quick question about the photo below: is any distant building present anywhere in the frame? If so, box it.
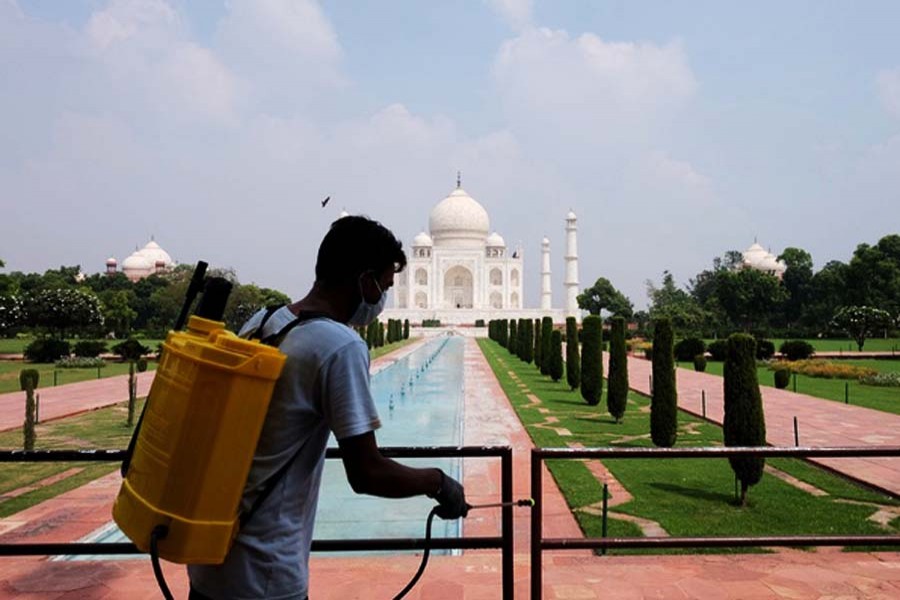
[106,238,176,282]
[739,241,786,280]
[368,177,581,325]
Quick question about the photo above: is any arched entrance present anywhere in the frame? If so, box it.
[444,266,474,309]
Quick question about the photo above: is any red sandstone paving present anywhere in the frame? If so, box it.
[0,337,898,598]
[0,373,155,433]
[623,353,900,496]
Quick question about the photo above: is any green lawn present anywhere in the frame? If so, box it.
[689,359,900,416]
[478,339,899,555]
[703,338,900,354]
[370,337,417,360]
[0,398,144,517]
[0,337,166,355]
[0,360,157,395]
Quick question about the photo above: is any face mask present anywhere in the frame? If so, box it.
[348,275,387,326]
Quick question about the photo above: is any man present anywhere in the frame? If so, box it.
[188,216,467,599]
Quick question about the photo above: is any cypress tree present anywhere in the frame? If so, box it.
[20,369,39,451]
[580,315,603,406]
[540,317,553,376]
[509,320,518,355]
[403,319,410,339]
[377,321,385,347]
[521,319,534,364]
[386,319,394,344]
[534,318,542,369]
[724,333,767,506]
[549,330,564,382]
[650,318,678,447]
[517,318,527,359]
[607,316,629,424]
[566,317,581,390]
[366,321,376,349]
[499,319,508,347]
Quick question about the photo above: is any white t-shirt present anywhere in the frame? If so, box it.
[188,307,381,599]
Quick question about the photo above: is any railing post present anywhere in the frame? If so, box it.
[530,449,543,600]
[501,447,513,600]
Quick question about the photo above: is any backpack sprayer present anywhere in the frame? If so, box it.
[112,261,534,599]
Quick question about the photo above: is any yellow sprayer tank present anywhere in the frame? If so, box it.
[113,315,286,564]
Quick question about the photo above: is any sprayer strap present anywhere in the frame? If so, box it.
[239,310,331,530]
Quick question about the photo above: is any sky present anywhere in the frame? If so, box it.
[2,0,899,309]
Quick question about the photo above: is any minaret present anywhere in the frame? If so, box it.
[540,236,552,310]
[565,210,580,319]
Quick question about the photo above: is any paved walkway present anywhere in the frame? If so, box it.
[624,354,900,497]
[0,372,155,433]
[0,339,897,598]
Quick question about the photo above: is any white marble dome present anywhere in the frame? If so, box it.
[413,231,434,247]
[136,240,174,267]
[486,231,506,247]
[741,241,786,278]
[429,187,490,247]
[122,253,152,271]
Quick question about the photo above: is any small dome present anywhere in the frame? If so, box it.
[338,209,350,218]
[137,240,174,267]
[413,231,433,247]
[742,243,768,267]
[106,257,117,265]
[566,210,577,220]
[759,254,786,273]
[541,236,550,246]
[486,232,506,247]
[428,187,490,247]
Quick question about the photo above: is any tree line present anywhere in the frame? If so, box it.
[577,234,900,341]
[0,262,290,340]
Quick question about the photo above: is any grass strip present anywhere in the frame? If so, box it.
[478,339,898,555]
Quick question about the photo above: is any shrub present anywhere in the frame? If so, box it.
[565,317,580,391]
[707,340,728,361]
[403,319,410,339]
[19,368,40,390]
[779,340,815,361]
[73,340,108,358]
[534,318,543,370]
[774,368,791,389]
[768,359,876,380]
[549,330,564,382]
[136,357,148,372]
[859,372,900,387]
[56,356,105,369]
[520,319,534,364]
[540,317,553,376]
[693,354,707,372]
[607,316,628,423]
[580,315,603,406]
[651,319,677,447]
[724,334,766,506]
[674,337,705,362]
[24,339,71,363]
[422,319,441,327]
[755,339,775,360]
[112,338,151,361]
[475,319,485,328]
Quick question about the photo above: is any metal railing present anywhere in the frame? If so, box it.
[0,445,515,600]
[530,445,900,600]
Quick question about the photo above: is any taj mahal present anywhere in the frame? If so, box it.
[380,179,581,326]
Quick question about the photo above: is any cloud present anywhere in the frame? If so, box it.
[877,68,900,118]
[214,0,345,114]
[485,0,532,30]
[493,27,696,140]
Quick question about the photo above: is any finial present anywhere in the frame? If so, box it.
[456,170,461,188]
[754,235,757,244]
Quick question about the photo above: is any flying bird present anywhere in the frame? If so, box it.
[321,196,331,208]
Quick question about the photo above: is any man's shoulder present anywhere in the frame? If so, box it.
[285,318,367,357]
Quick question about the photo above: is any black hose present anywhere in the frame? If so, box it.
[393,507,438,600]
[150,525,175,600]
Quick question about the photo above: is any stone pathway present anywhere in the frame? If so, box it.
[0,338,897,598]
[0,372,155,433]
[623,354,900,497]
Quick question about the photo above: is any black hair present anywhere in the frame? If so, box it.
[315,215,407,285]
